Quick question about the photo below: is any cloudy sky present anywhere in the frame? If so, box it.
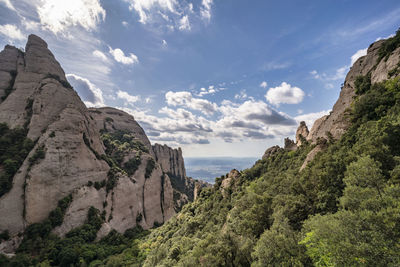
[0,0,399,157]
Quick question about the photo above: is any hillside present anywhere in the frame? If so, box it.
[1,29,400,266]
[106,31,400,266]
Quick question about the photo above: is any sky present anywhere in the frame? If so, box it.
[0,0,399,158]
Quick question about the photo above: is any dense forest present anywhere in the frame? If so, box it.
[2,31,400,266]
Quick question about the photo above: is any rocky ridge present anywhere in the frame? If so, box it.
[263,36,400,168]
[0,35,204,252]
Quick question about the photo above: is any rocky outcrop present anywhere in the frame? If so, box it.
[298,36,400,169]
[0,35,109,236]
[220,169,240,197]
[296,121,309,146]
[0,35,199,247]
[306,39,400,143]
[152,144,186,178]
[262,145,282,160]
[89,107,152,151]
[284,138,297,151]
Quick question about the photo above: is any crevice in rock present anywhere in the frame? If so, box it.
[1,70,17,101]
[160,173,165,221]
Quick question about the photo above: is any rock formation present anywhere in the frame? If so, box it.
[306,39,399,143]
[296,121,309,146]
[0,35,202,249]
[262,145,282,160]
[261,36,400,170]
[296,37,400,169]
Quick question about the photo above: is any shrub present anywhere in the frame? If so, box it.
[145,158,155,179]
[29,145,45,165]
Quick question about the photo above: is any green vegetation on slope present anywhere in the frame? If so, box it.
[105,76,400,266]
[3,32,400,266]
[0,123,34,197]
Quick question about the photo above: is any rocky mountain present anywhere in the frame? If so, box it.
[0,35,204,252]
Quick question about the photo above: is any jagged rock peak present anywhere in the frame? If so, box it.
[284,137,297,151]
[152,143,186,178]
[262,145,282,160]
[26,34,48,50]
[296,121,309,146]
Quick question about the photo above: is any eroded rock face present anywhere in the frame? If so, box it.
[0,35,109,235]
[262,145,282,160]
[0,35,199,246]
[296,121,309,146]
[300,36,400,169]
[284,138,297,151]
[307,39,400,143]
[152,143,186,178]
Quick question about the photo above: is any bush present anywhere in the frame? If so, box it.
[0,123,34,197]
[29,146,45,165]
[124,154,141,176]
[145,158,155,179]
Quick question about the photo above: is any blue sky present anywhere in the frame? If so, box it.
[0,0,399,157]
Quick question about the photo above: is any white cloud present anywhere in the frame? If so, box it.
[234,90,247,100]
[178,15,190,31]
[0,0,16,11]
[124,0,178,24]
[166,91,217,116]
[92,50,108,61]
[266,82,305,106]
[109,47,139,65]
[350,48,367,66]
[117,93,300,147]
[0,24,24,41]
[295,110,331,130]
[37,0,106,34]
[66,74,105,107]
[311,47,369,84]
[262,61,291,71]
[122,21,129,27]
[117,90,140,105]
[21,19,40,31]
[200,0,213,22]
[197,85,217,96]
[260,81,268,88]
[310,66,348,82]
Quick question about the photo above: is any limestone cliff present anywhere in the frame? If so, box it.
[297,37,400,169]
[0,35,199,250]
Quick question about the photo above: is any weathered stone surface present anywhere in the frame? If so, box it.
[296,121,309,146]
[306,39,395,143]
[152,143,186,178]
[0,35,200,248]
[262,145,282,160]
[284,138,297,151]
[89,107,152,152]
[301,37,400,169]
[0,45,19,103]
